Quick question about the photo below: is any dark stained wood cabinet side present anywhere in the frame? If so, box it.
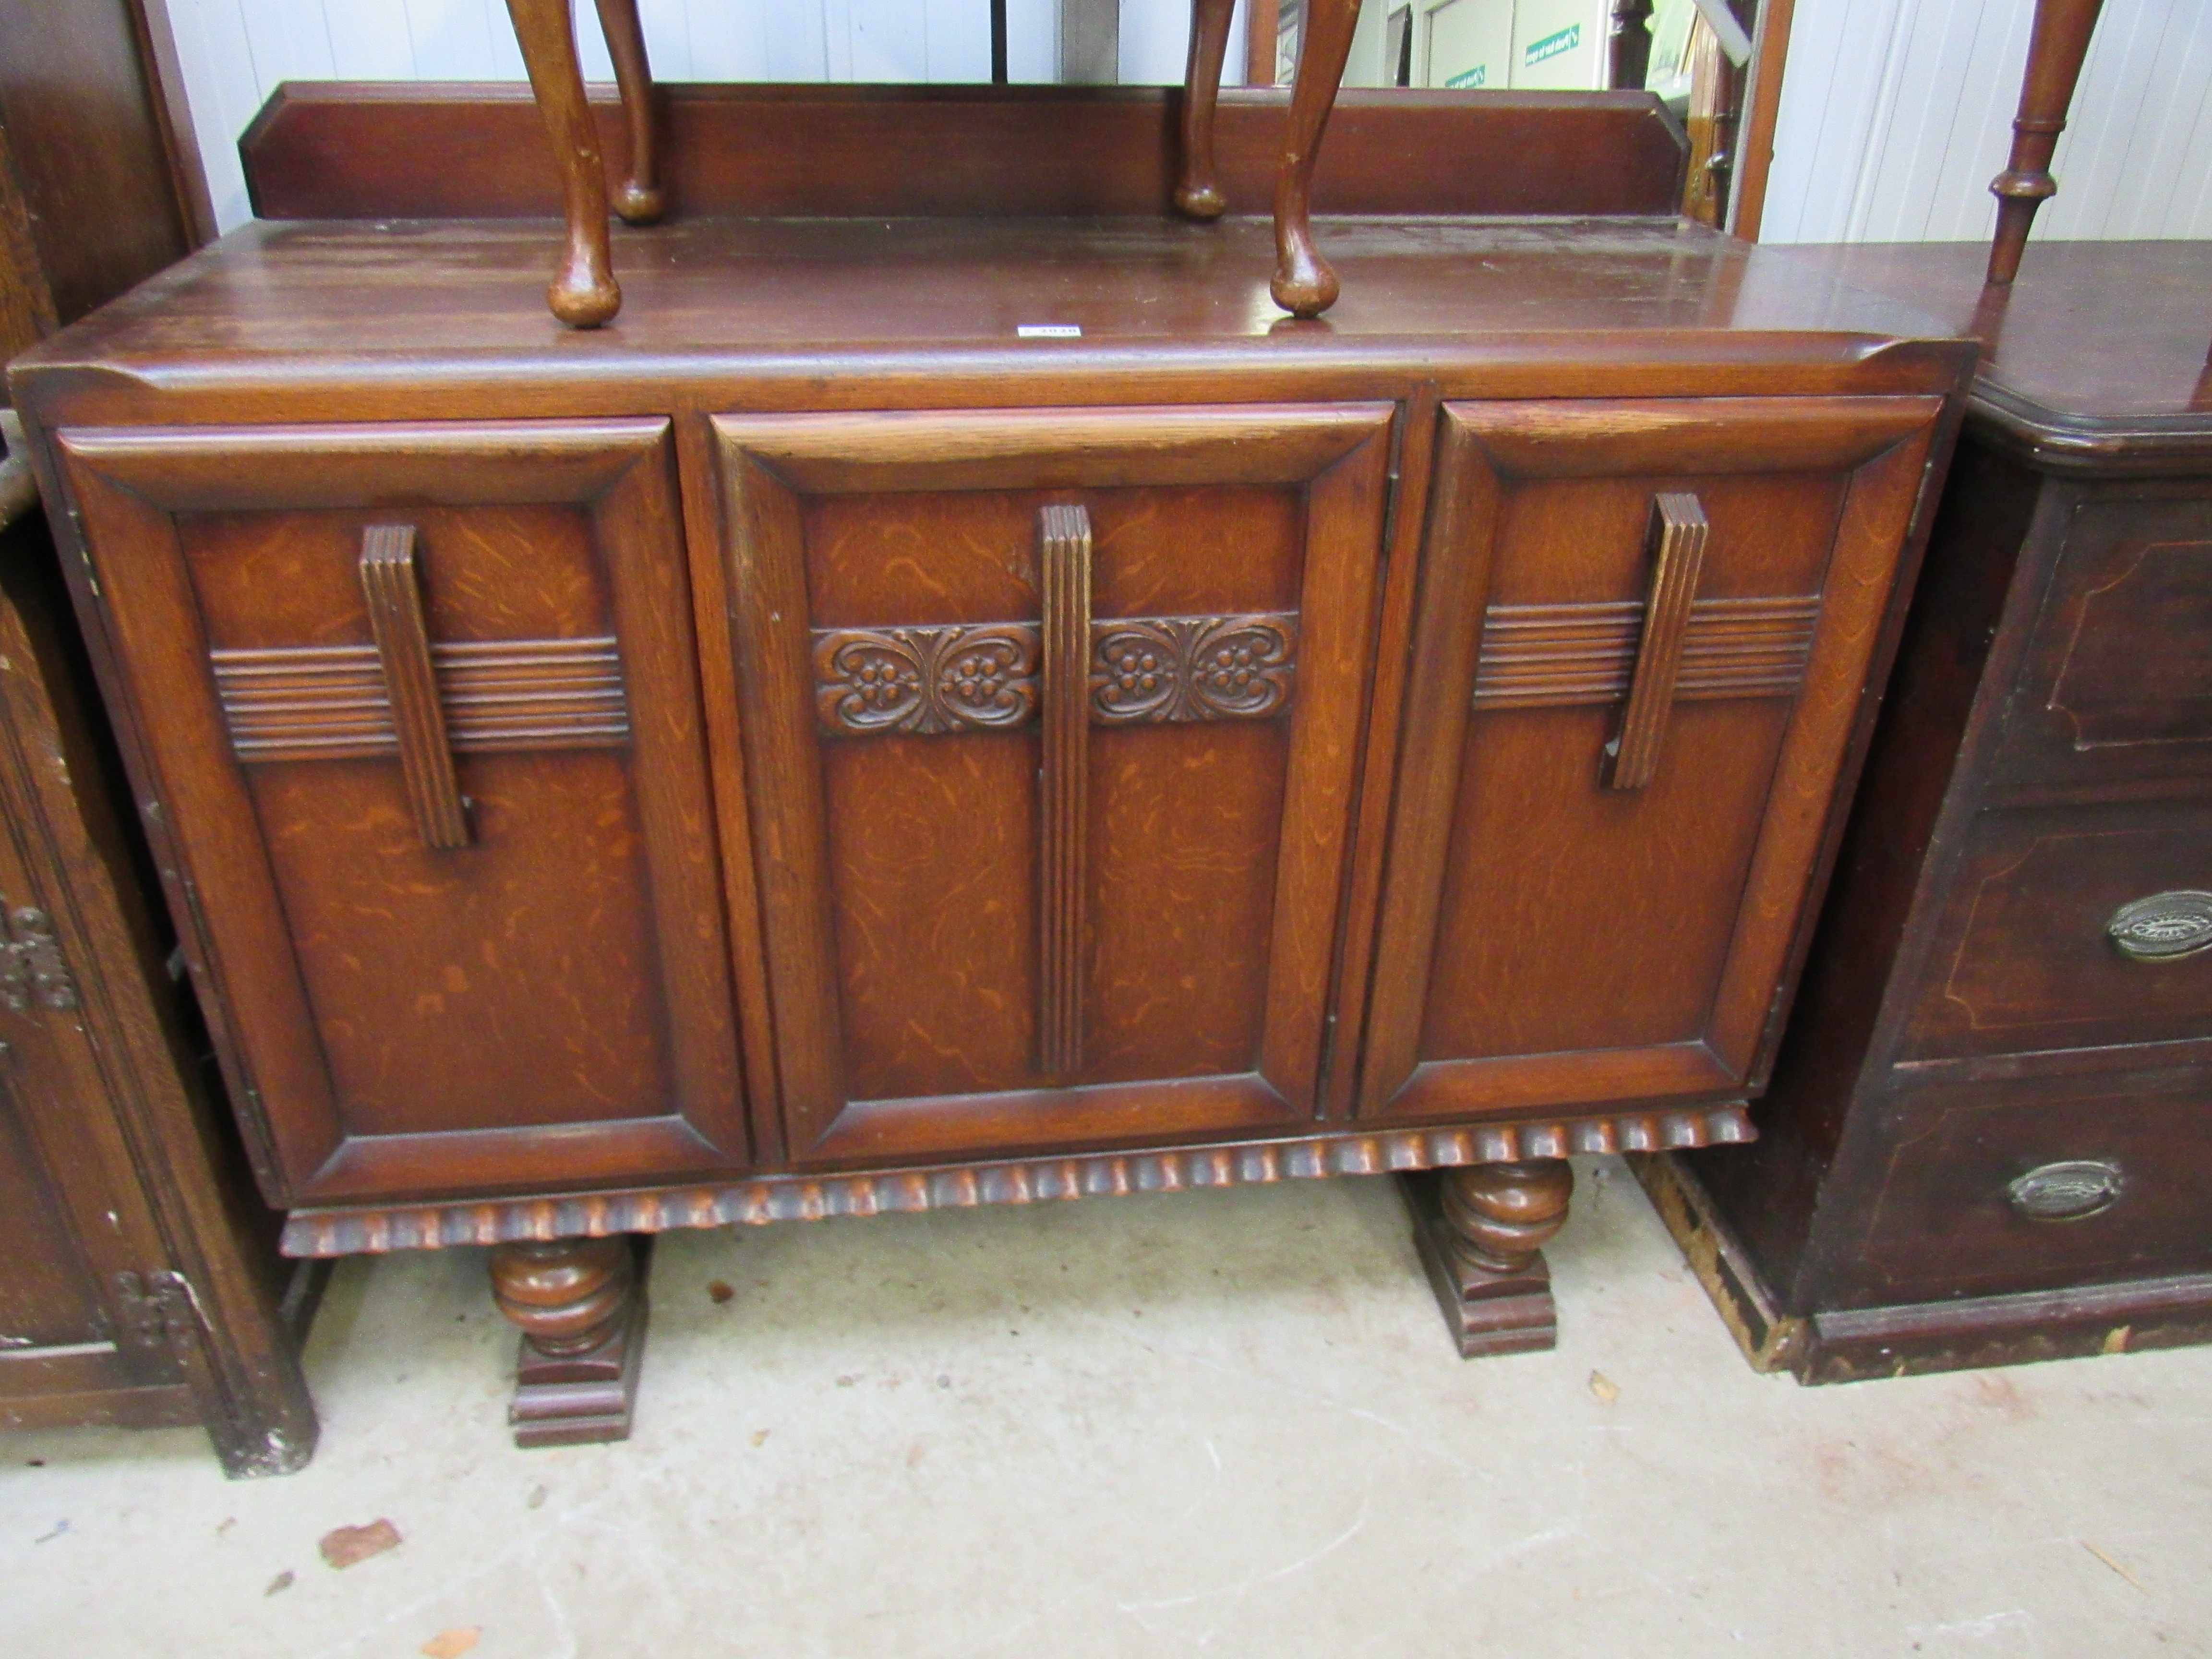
[0,510,317,1474]
[1640,241,2212,1383]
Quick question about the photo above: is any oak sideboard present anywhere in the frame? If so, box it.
[11,205,1972,1443]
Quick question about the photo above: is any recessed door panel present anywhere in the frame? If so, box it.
[714,405,1393,1167]
[58,421,747,1204]
[1362,397,1942,1124]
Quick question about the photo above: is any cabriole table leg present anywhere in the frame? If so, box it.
[1269,0,1362,317]
[504,0,622,326]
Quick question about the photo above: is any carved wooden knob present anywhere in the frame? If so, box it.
[2106,890,2212,962]
[2008,1160,2123,1223]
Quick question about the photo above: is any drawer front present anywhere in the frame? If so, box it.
[1900,801,2212,1062]
[1993,492,2212,796]
[1362,396,1942,1123]
[58,422,746,1204]
[715,405,1392,1166]
[1832,1068,2212,1307]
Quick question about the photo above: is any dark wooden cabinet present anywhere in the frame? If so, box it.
[10,145,1974,1437]
[1,1,320,1475]
[1640,241,2212,1382]
[0,505,317,1473]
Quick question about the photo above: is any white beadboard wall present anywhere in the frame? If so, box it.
[166,0,1250,232]
[1762,0,2212,243]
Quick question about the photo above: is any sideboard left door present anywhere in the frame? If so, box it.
[713,404,1393,1168]
[55,421,747,1206]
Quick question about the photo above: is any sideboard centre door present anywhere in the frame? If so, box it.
[714,405,1393,1166]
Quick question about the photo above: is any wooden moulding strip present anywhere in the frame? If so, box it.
[280,1102,1755,1256]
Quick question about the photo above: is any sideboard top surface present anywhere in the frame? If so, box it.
[1762,239,2212,472]
[11,216,1973,417]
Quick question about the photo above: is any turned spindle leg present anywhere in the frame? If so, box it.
[1269,0,1361,317]
[1986,0,2104,286]
[491,1235,650,1446]
[1405,1160,1574,1358]
[504,0,621,326]
[1175,0,1238,220]
[1608,0,1656,90]
[591,0,665,224]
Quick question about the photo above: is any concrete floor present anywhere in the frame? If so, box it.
[3,1155,2207,1658]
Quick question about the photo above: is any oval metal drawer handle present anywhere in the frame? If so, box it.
[2106,890,2212,962]
[2008,1160,2124,1223]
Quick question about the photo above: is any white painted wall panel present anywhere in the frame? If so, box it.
[1764,0,2212,244]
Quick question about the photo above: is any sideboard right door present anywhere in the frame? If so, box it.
[1359,396,1942,1127]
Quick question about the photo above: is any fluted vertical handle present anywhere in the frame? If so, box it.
[1038,504,1092,1077]
[1606,493,1708,791]
[359,525,471,850]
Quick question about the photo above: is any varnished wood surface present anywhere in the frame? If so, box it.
[1757,240,2212,456]
[0,0,192,332]
[1672,243,2212,1375]
[54,420,746,1206]
[240,83,1687,226]
[280,1103,1755,1256]
[1359,395,1944,1125]
[13,217,1968,413]
[6,215,1971,1249]
[0,517,318,1472]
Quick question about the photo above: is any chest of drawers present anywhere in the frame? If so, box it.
[1646,241,2212,1381]
[12,214,1968,1441]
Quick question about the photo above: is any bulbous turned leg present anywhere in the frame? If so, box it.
[491,1235,650,1446]
[504,0,621,326]
[591,0,665,224]
[1175,0,1238,220]
[1269,0,1362,317]
[1404,1160,1574,1358]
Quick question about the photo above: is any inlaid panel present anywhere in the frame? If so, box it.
[1994,493,2212,797]
[1900,801,2212,1064]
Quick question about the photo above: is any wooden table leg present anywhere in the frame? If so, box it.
[491,1235,649,1446]
[1270,0,1361,317]
[592,0,665,224]
[1405,1160,1574,1358]
[1986,0,2104,285]
[503,0,621,326]
[1175,0,1238,220]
